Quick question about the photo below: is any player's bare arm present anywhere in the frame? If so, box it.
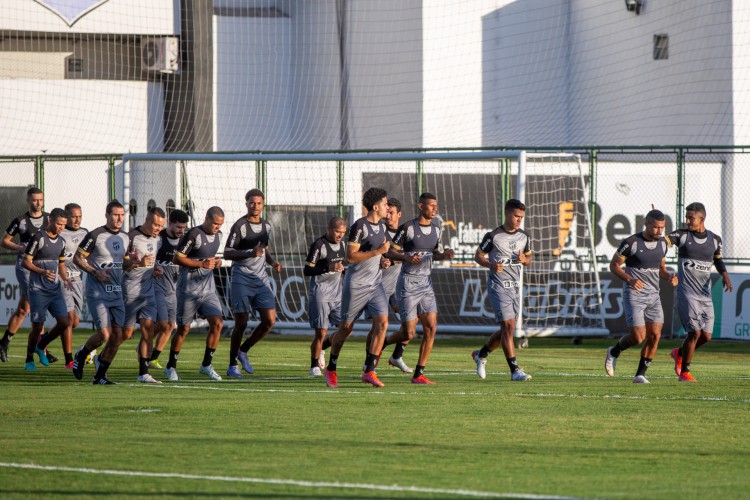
[609,253,642,290]
[1,233,24,253]
[74,248,109,282]
[659,258,678,286]
[474,249,502,273]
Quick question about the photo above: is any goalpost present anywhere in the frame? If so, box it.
[120,150,606,337]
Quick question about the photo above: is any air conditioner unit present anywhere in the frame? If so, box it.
[141,37,179,73]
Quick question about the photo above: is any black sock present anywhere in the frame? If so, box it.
[610,340,625,358]
[139,356,149,376]
[25,350,33,363]
[364,352,378,372]
[75,347,88,364]
[635,356,652,377]
[322,338,332,350]
[393,342,406,359]
[240,338,252,352]
[64,352,73,364]
[167,349,179,369]
[479,344,491,358]
[506,356,519,373]
[327,353,339,372]
[682,361,691,373]
[413,365,425,378]
[95,358,111,380]
[150,349,161,361]
[678,346,683,357]
[36,333,48,350]
[202,347,216,367]
[311,357,319,369]
[1,330,14,344]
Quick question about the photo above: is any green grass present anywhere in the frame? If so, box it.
[0,331,748,499]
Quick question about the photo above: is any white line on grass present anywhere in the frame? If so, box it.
[131,382,750,403]
[0,462,588,500]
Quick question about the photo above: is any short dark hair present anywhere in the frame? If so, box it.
[245,189,265,202]
[362,188,388,211]
[418,192,437,204]
[49,208,67,221]
[685,202,706,217]
[106,200,124,214]
[64,203,81,213]
[387,197,402,213]
[505,199,526,212]
[328,216,347,229]
[645,209,665,223]
[27,187,43,197]
[206,206,225,220]
[169,209,189,224]
[147,206,166,219]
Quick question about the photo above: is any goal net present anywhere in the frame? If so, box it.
[119,150,606,337]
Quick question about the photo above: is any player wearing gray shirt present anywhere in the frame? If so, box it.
[223,189,281,378]
[304,217,347,376]
[0,188,50,364]
[71,200,129,385]
[59,203,88,368]
[22,208,71,371]
[472,199,533,382]
[666,202,733,382]
[165,206,225,382]
[605,209,677,384]
[324,187,392,388]
[381,193,455,385]
[122,207,166,384]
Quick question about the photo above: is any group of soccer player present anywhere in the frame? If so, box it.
[0,186,732,386]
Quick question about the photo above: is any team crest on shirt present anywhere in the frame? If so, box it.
[509,241,517,251]
[113,241,120,251]
[240,225,247,238]
[147,243,154,252]
[372,225,380,234]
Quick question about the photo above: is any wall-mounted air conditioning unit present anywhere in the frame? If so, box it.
[141,37,179,74]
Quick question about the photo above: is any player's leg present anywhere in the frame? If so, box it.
[198,314,223,381]
[61,311,78,368]
[632,321,662,383]
[229,311,249,374]
[238,307,276,368]
[34,296,70,367]
[411,312,436,384]
[1,295,32,363]
[25,322,45,370]
[135,319,160,383]
[362,313,388,386]
[94,303,126,384]
[605,293,647,376]
[310,328,328,376]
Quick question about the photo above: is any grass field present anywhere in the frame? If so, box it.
[0,331,748,499]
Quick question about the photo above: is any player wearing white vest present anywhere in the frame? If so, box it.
[667,202,733,382]
[605,209,678,384]
[472,199,533,382]
[382,193,455,384]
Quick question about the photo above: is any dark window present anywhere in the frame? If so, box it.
[654,34,669,60]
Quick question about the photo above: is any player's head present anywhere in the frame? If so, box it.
[385,197,402,229]
[26,187,44,213]
[362,187,388,218]
[64,203,82,230]
[417,192,438,220]
[48,208,67,235]
[204,206,225,235]
[143,206,166,237]
[327,216,347,244]
[643,209,666,240]
[245,189,265,218]
[105,200,125,231]
[685,202,706,231]
[503,199,526,231]
[168,209,189,238]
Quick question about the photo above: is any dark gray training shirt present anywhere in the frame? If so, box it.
[78,226,130,302]
[667,229,723,298]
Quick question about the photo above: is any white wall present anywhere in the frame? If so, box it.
[0,81,164,155]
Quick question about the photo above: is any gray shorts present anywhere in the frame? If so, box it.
[155,289,177,323]
[88,298,125,330]
[29,288,68,323]
[230,277,276,314]
[124,293,157,328]
[676,293,714,333]
[623,289,664,327]
[308,299,341,330]
[340,281,389,324]
[15,261,30,301]
[63,280,85,318]
[177,290,223,326]
[396,274,438,322]
[488,283,520,323]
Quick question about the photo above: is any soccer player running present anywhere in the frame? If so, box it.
[0,188,52,364]
[471,199,533,382]
[381,192,454,384]
[71,200,130,385]
[304,217,347,376]
[148,209,189,370]
[324,187,392,388]
[223,189,282,377]
[121,207,166,384]
[22,208,71,370]
[605,209,678,383]
[666,202,733,382]
[60,203,88,369]
[165,206,225,382]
